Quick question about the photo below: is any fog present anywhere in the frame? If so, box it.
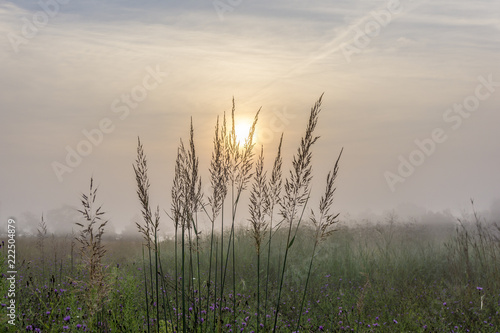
[1,0,499,233]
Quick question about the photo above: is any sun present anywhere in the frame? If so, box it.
[234,119,255,144]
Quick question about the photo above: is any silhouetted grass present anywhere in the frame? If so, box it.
[5,96,500,332]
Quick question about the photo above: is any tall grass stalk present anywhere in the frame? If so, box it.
[141,245,150,333]
[221,100,259,328]
[213,236,219,331]
[153,207,161,330]
[170,144,185,331]
[248,145,269,332]
[263,134,283,329]
[296,148,342,331]
[273,94,323,331]
[157,246,174,330]
[218,112,229,328]
[134,138,161,333]
[75,177,109,325]
[181,211,187,332]
[168,120,202,331]
[185,119,203,330]
[205,114,229,332]
[194,214,202,326]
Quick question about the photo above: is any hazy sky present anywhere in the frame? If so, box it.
[1,0,499,234]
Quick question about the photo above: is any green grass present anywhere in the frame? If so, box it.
[2,219,500,332]
[2,96,500,332]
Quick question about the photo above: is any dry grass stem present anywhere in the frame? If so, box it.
[228,99,261,196]
[134,137,155,247]
[249,145,269,254]
[311,147,343,243]
[75,177,109,316]
[281,93,323,224]
[265,134,283,218]
[208,115,229,221]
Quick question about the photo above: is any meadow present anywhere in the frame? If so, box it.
[2,95,500,332]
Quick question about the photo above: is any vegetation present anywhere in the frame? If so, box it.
[1,96,500,332]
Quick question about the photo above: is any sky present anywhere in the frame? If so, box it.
[1,0,499,235]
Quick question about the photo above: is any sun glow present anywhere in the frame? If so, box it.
[234,119,254,144]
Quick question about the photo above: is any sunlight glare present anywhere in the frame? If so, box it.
[234,120,254,144]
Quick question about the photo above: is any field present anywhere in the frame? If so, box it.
[2,217,500,332]
[2,96,500,332]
